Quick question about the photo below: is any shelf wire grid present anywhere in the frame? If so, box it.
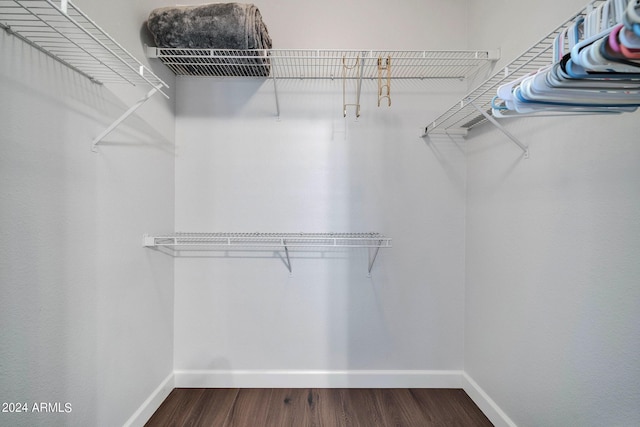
[425,0,606,134]
[149,48,494,80]
[0,0,168,94]
[146,232,392,249]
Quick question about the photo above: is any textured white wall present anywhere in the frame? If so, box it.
[0,1,175,426]
[253,0,470,50]
[465,1,640,426]
[174,0,470,379]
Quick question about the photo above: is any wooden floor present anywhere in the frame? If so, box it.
[145,388,493,427]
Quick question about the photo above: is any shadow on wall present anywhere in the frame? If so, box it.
[90,86,174,154]
[1,31,174,154]
[1,29,102,426]
[176,77,269,118]
[145,247,353,275]
[423,134,466,193]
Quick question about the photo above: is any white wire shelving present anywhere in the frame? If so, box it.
[146,48,498,80]
[143,232,392,276]
[147,48,498,119]
[422,0,607,157]
[0,0,170,149]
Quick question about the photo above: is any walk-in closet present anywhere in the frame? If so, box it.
[1,0,639,426]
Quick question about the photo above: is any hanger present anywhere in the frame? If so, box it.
[619,13,640,48]
[597,24,640,67]
[569,0,631,68]
[490,0,640,117]
[377,56,391,108]
[627,0,640,23]
[495,66,551,110]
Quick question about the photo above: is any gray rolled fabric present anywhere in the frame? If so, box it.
[147,3,272,76]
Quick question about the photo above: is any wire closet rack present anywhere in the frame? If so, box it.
[423,0,607,145]
[0,0,170,148]
[143,232,392,276]
[146,48,498,80]
[0,0,167,90]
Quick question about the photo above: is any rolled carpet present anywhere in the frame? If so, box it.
[147,3,272,76]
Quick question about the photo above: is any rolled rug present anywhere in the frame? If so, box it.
[147,3,272,76]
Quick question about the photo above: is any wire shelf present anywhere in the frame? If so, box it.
[147,48,497,80]
[424,0,606,135]
[144,232,392,249]
[0,0,168,93]
[144,232,392,275]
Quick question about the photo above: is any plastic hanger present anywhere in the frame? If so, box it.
[496,66,551,110]
[609,23,624,52]
[490,0,640,117]
[580,33,640,72]
[568,18,584,48]
[598,24,640,65]
[571,0,632,70]
[626,0,640,23]
[609,0,627,24]
[620,38,640,57]
[598,35,640,71]
[517,69,640,105]
[493,101,634,117]
[619,22,640,48]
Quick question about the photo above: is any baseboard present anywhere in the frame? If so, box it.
[127,370,514,426]
[123,372,175,427]
[174,369,464,389]
[462,373,517,427]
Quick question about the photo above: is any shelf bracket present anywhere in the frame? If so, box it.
[467,99,529,159]
[271,54,281,120]
[92,85,163,151]
[368,243,382,277]
[272,76,281,120]
[282,239,292,274]
[143,234,156,247]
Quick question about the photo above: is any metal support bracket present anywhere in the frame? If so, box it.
[92,85,163,151]
[271,55,281,120]
[367,242,382,277]
[282,239,292,275]
[420,127,468,138]
[468,99,529,158]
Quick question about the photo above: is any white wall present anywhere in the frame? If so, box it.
[465,1,640,426]
[10,0,638,424]
[0,1,175,426]
[173,0,470,384]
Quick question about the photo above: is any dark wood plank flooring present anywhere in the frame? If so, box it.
[145,388,493,427]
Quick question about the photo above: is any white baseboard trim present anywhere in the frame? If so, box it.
[127,370,515,427]
[462,373,517,427]
[123,372,175,427]
[174,369,464,389]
